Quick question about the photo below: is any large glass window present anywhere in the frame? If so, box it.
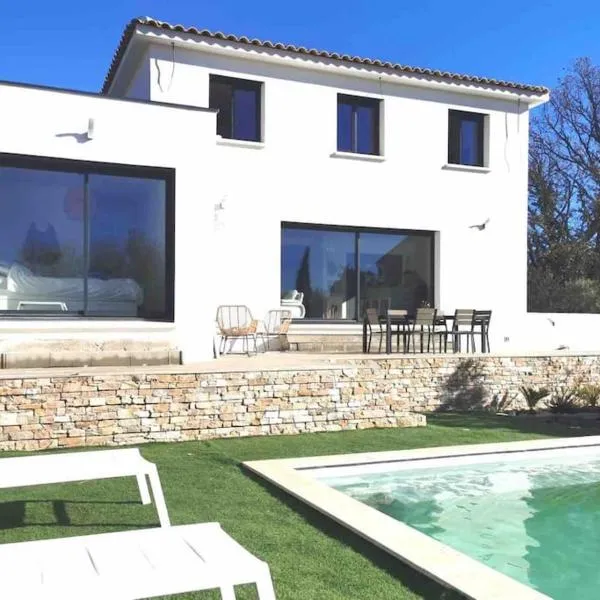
[337,94,381,155]
[448,110,486,167]
[209,75,262,142]
[0,155,174,320]
[281,224,434,320]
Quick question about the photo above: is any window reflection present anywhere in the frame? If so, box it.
[209,75,262,142]
[0,158,172,319]
[281,224,434,320]
[356,104,376,155]
[359,232,432,316]
[281,228,355,319]
[337,102,353,153]
[459,120,479,166]
[88,175,167,317]
[337,95,380,155]
[448,110,485,167]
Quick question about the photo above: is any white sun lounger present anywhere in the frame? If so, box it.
[0,448,170,527]
[0,522,277,599]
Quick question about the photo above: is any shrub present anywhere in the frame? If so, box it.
[519,386,550,414]
[546,388,580,414]
[577,384,600,408]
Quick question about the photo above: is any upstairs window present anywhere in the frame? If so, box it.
[209,75,262,142]
[448,110,485,167]
[337,94,381,155]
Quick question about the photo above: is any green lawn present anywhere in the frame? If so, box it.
[0,413,597,599]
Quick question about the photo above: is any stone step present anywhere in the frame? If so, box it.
[0,349,181,369]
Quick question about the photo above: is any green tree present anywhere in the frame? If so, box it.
[528,58,600,312]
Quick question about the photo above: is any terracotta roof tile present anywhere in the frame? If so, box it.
[101,17,549,96]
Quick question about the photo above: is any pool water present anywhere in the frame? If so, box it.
[319,454,600,599]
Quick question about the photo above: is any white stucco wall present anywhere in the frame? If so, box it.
[3,41,596,358]
[124,54,150,100]
[0,83,218,361]
[140,41,542,351]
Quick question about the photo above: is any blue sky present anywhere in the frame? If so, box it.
[2,0,599,94]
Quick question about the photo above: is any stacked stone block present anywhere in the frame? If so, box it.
[0,354,597,451]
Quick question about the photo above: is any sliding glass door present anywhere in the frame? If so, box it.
[281,223,434,320]
[0,154,174,320]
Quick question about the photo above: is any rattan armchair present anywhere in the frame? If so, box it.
[260,309,292,351]
[215,305,261,355]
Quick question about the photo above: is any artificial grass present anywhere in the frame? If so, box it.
[0,413,597,599]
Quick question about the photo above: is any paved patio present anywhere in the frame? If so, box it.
[1,349,600,380]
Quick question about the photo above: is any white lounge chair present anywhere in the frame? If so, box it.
[0,448,277,599]
[0,448,170,527]
[0,523,277,599]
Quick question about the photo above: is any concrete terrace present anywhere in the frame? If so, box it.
[2,349,600,379]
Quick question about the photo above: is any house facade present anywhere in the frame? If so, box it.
[4,16,587,364]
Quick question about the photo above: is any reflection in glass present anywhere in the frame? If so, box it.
[337,102,353,153]
[460,120,480,166]
[281,225,434,320]
[233,88,259,141]
[88,175,167,317]
[356,104,376,155]
[337,95,380,155]
[359,232,432,316]
[449,110,485,167]
[281,228,355,319]
[209,75,261,142]
[0,167,85,312]
[0,162,170,319]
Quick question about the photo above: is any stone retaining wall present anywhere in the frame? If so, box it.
[1,354,599,451]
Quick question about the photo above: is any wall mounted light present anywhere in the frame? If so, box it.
[468,218,490,231]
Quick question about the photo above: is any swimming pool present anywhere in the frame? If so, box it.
[246,436,600,599]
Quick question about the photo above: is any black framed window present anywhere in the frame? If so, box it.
[281,223,434,320]
[209,75,262,142]
[337,94,381,155]
[0,153,174,320]
[448,110,485,167]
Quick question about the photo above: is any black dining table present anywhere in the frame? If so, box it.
[362,313,456,354]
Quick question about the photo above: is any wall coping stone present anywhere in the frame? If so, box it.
[1,351,600,381]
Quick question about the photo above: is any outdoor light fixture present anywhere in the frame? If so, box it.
[86,118,95,140]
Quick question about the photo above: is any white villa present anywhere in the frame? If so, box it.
[0,16,592,365]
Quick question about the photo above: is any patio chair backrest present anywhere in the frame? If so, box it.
[365,308,380,326]
[474,310,492,327]
[414,307,436,326]
[216,305,254,332]
[453,309,475,329]
[387,309,407,318]
[264,309,292,335]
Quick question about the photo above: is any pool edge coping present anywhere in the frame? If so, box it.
[244,436,600,600]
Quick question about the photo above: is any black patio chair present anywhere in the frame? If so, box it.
[451,309,475,353]
[388,309,409,352]
[474,310,492,353]
[407,308,437,353]
[433,310,449,353]
[365,308,386,353]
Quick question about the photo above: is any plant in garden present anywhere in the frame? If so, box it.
[577,384,600,408]
[546,388,580,414]
[492,390,517,413]
[519,386,550,414]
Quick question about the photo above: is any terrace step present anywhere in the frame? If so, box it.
[0,339,181,369]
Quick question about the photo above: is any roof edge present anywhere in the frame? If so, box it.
[102,17,550,97]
